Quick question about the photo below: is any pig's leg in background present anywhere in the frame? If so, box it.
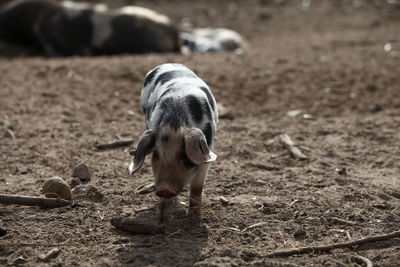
[158,197,172,224]
[189,163,210,216]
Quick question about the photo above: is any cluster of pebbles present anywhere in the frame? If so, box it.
[42,163,103,202]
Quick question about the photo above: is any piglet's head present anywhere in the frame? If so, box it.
[128,127,216,175]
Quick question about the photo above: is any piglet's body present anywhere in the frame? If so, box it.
[129,63,218,224]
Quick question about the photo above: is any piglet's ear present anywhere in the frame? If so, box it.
[129,129,156,175]
[184,128,217,165]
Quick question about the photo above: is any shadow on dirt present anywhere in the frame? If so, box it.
[111,202,208,266]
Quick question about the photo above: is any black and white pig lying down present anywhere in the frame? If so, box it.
[0,0,242,56]
[129,63,218,224]
[181,27,242,53]
[0,0,180,55]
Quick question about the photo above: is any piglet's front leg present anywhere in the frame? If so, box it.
[189,163,209,217]
[158,198,172,225]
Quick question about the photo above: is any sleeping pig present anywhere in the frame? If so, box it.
[0,0,179,56]
[129,63,218,224]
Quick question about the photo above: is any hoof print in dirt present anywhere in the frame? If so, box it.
[71,184,103,202]
[293,229,307,240]
[42,176,72,201]
[72,163,91,183]
[110,216,166,235]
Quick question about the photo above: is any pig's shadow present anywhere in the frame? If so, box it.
[111,202,208,266]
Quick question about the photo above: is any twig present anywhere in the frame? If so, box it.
[135,182,156,194]
[279,134,308,160]
[39,248,61,261]
[264,230,400,258]
[331,216,357,226]
[95,139,134,150]
[346,231,352,240]
[243,222,269,231]
[352,255,373,267]
[0,194,72,208]
[165,229,183,239]
[6,128,16,140]
[206,206,221,222]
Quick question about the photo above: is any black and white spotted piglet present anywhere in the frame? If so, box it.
[129,63,218,224]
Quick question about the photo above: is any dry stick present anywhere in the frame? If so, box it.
[264,230,400,258]
[39,248,61,261]
[0,194,72,208]
[352,255,373,267]
[135,182,156,194]
[279,133,308,160]
[331,216,357,226]
[95,138,134,150]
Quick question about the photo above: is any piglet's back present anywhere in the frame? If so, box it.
[140,63,218,145]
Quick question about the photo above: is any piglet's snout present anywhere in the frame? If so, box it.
[156,182,177,198]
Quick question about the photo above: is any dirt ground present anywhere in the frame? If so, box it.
[1,0,400,266]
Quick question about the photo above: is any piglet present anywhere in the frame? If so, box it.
[129,63,218,224]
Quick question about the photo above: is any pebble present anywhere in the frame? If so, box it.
[42,177,72,200]
[72,163,91,182]
[219,196,229,206]
[72,184,103,202]
[70,178,82,189]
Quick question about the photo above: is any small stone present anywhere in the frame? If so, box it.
[369,104,382,113]
[335,167,347,176]
[72,163,91,182]
[72,184,103,202]
[302,114,314,120]
[287,109,302,117]
[219,196,229,206]
[70,178,82,189]
[42,177,72,200]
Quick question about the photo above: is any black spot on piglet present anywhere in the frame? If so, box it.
[144,68,159,87]
[186,95,203,124]
[200,86,215,111]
